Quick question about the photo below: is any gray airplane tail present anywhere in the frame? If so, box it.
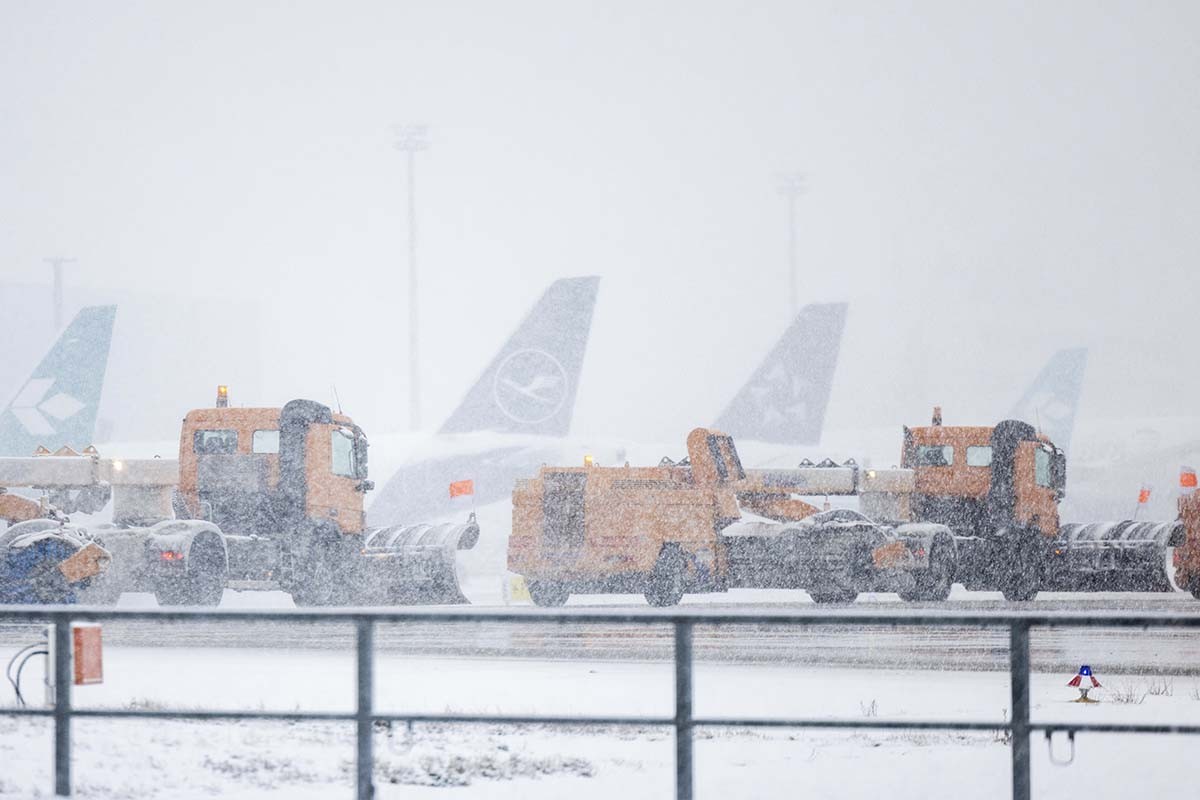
[1009,347,1088,453]
[713,302,848,445]
[438,276,599,436]
[0,306,118,456]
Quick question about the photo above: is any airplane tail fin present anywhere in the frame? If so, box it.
[713,302,848,445]
[1009,347,1088,453]
[438,277,599,437]
[0,306,118,455]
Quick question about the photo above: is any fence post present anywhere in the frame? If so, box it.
[1010,621,1031,800]
[53,615,71,796]
[356,618,375,800]
[674,620,694,800]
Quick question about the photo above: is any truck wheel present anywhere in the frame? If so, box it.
[292,556,358,606]
[1001,581,1038,602]
[155,538,225,606]
[900,544,955,602]
[1000,529,1041,602]
[808,585,858,604]
[292,585,333,606]
[645,548,687,607]
[289,524,359,606]
[527,579,570,607]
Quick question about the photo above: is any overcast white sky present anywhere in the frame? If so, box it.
[2,1,1198,443]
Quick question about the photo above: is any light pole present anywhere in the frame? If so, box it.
[777,173,805,318]
[44,257,76,331]
[394,124,429,431]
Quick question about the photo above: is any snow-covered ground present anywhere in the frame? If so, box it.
[3,645,1200,798]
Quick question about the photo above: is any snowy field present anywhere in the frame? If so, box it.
[3,645,1200,798]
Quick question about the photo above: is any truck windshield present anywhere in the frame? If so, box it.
[1035,447,1052,487]
[706,434,746,481]
[194,429,238,455]
[916,445,954,467]
[332,429,355,478]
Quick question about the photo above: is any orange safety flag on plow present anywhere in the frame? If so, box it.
[1138,486,1152,504]
[449,479,475,498]
[1181,466,1198,491]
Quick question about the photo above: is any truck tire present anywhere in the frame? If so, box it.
[155,538,225,606]
[645,548,687,607]
[289,523,359,606]
[808,585,858,604]
[899,543,955,602]
[528,579,570,607]
[1000,529,1042,603]
[292,553,357,606]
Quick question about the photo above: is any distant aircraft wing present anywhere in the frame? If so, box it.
[438,276,599,437]
[0,306,117,456]
[1009,348,1088,453]
[713,303,847,445]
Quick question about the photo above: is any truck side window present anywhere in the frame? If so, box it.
[332,429,355,478]
[916,445,954,467]
[252,430,280,454]
[1035,447,1052,487]
[353,433,369,479]
[966,446,993,467]
[707,436,729,480]
[194,429,238,454]
[717,435,746,480]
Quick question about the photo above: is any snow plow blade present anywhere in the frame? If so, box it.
[361,517,481,605]
[1048,521,1185,592]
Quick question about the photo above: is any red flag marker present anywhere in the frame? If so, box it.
[449,479,474,499]
[1181,466,1197,491]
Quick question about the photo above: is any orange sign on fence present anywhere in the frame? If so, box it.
[72,624,103,686]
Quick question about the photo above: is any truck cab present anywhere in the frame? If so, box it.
[902,411,1065,599]
[903,416,1064,540]
[178,399,371,537]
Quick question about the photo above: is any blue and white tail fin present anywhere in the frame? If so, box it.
[713,302,848,445]
[0,306,117,455]
[438,277,599,437]
[1009,347,1088,453]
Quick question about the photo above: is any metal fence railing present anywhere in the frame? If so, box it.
[1,606,1199,799]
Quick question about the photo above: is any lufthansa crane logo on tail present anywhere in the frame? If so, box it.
[1020,390,1072,428]
[748,361,811,424]
[9,378,86,436]
[492,348,568,425]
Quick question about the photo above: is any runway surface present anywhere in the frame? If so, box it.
[4,590,1199,674]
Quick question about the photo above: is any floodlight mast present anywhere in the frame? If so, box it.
[394,124,430,431]
[777,173,805,318]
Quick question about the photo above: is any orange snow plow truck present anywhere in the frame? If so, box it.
[508,428,953,606]
[903,414,1190,599]
[0,392,478,606]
